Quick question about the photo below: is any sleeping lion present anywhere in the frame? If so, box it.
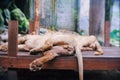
[0,30,103,80]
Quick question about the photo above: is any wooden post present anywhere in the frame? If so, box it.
[89,0,105,45]
[104,21,110,46]
[34,0,40,34]
[29,21,35,34]
[8,21,18,57]
[104,0,112,47]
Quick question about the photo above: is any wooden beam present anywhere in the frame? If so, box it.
[8,21,18,57]
[104,21,110,46]
[0,47,120,70]
[34,0,40,34]
[104,0,112,47]
[29,21,35,34]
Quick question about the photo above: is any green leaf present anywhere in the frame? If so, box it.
[11,8,29,34]
[4,9,11,25]
[110,29,120,41]
[0,8,4,33]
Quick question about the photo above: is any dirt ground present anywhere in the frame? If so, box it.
[0,68,120,80]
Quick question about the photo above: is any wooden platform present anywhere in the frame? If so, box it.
[0,47,120,71]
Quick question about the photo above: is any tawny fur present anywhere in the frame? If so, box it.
[0,30,103,80]
[0,31,103,54]
[29,45,75,71]
[0,31,103,55]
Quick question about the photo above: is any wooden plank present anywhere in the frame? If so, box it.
[0,55,120,70]
[1,47,120,57]
[34,0,40,34]
[0,47,120,70]
[8,21,18,57]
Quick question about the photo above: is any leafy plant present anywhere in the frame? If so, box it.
[110,29,120,46]
[0,9,4,33]
[105,0,114,21]
[4,9,11,25]
[11,8,29,34]
[110,29,120,41]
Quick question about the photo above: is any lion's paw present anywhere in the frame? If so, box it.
[29,59,43,71]
[94,51,103,55]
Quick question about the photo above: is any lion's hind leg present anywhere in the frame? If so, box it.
[29,51,58,71]
[29,45,75,71]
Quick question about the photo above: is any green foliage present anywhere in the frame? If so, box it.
[110,29,120,41]
[110,29,120,46]
[11,8,29,34]
[49,25,58,31]
[51,0,56,12]
[0,1,29,34]
[0,8,4,33]
[73,9,78,21]
[105,0,114,21]
[3,9,11,25]
[77,30,84,35]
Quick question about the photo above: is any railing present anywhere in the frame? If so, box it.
[0,1,120,80]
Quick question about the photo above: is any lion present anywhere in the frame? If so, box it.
[0,30,103,80]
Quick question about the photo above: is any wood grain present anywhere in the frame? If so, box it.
[0,47,120,70]
[29,21,35,34]
[104,21,110,46]
[8,21,18,57]
[34,0,40,34]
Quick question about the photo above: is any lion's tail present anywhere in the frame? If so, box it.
[75,44,83,80]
